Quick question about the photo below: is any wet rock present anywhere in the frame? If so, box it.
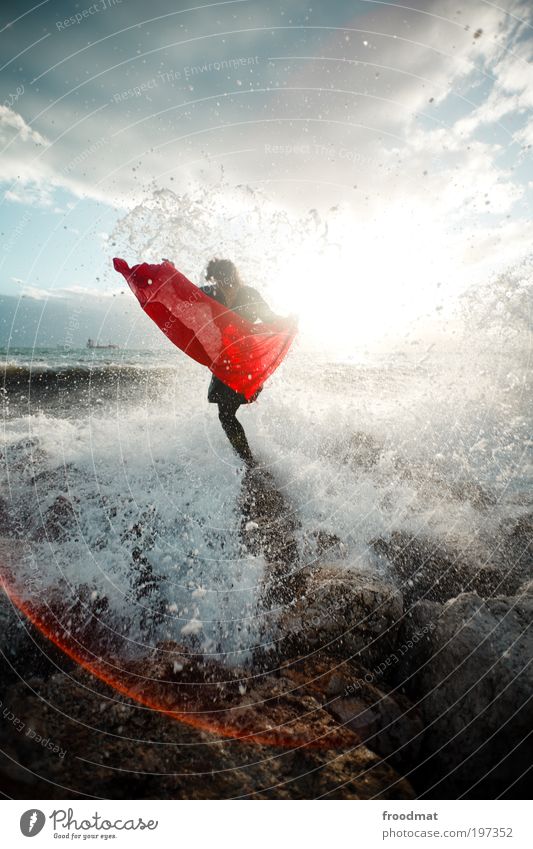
[0,496,15,535]
[239,466,306,607]
[19,580,130,666]
[34,494,78,542]
[240,466,300,565]
[120,506,168,632]
[0,588,78,685]
[1,437,46,479]
[113,642,358,751]
[31,462,76,493]
[403,589,533,797]
[503,512,533,550]
[281,654,424,771]
[302,529,347,564]
[342,430,384,470]
[497,512,533,586]
[446,479,496,509]
[372,531,522,605]
[0,647,415,800]
[390,459,497,510]
[387,599,442,686]
[277,565,403,667]
[518,577,533,594]
[260,560,307,608]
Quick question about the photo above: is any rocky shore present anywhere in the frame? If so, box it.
[0,465,531,799]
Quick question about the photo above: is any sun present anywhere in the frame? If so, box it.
[269,203,454,354]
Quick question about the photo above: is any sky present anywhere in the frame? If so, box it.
[0,0,532,350]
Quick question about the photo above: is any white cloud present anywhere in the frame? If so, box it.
[389,129,522,216]
[453,26,533,139]
[0,103,126,208]
[0,0,530,270]
[0,106,57,207]
[4,182,54,206]
[0,105,47,145]
[515,118,533,147]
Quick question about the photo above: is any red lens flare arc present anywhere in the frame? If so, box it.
[1,569,353,752]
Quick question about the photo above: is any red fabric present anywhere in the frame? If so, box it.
[113,258,296,400]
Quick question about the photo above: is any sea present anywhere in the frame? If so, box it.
[1,338,531,663]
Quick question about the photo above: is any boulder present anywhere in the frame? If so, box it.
[403,587,533,797]
[302,529,347,564]
[497,512,533,587]
[34,494,78,542]
[0,643,415,800]
[0,496,15,535]
[372,531,525,605]
[280,653,424,772]
[276,565,403,668]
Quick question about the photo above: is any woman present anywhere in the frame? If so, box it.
[201,258,290,465]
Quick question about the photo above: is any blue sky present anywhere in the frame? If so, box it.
[0,0,532,346]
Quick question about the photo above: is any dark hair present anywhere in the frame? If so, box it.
[205,258,241,288]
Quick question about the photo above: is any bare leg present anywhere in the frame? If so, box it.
[217,398,255,465]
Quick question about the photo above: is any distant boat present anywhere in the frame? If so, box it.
[87,338,119,350]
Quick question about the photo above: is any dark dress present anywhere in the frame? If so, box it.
[200,283,278,405]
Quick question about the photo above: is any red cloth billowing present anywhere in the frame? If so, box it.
[113,258,295,400]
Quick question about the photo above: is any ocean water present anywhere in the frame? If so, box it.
[1,336,531,665]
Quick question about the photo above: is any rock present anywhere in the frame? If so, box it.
[519,578,533,595]
[0,587,78,685]
[108,642,366,754]
[239,466,300,566]
[386,600,442,687]
[302,529,347,564]
[34,494,78,542]
[0,644,415,800]
[403,590,533,797]
[281,654,424,771]
[388,459,496,510]
[446,479,496,509]
[344,431,384,470]
[117,506,168,631]
[239,467,305,607]
[0,496,15,535]
[276,565,403,668]
[497,512,533,586]
[31,462,76,493]
[371,531,523,604]
[1,438,43,475]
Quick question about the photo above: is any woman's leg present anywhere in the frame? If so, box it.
[217,397,255,464]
